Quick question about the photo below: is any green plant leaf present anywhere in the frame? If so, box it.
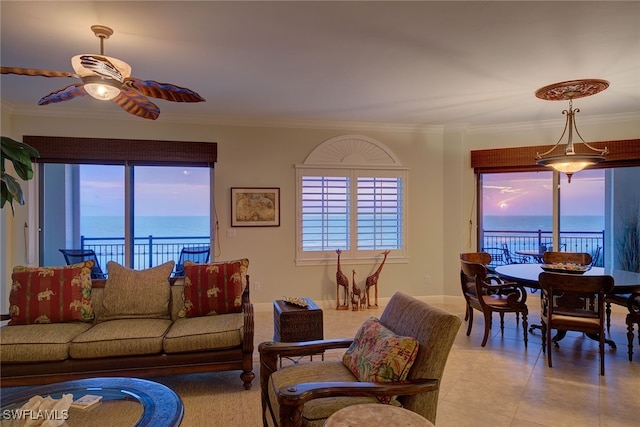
[1,136,39,181]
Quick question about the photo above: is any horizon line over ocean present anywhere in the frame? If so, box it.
[483,215,604,232]
[81,214,605,238]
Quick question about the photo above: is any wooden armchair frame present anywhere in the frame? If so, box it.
[460,259,529,347]
[259,293,461,427]
[259,340,438,427]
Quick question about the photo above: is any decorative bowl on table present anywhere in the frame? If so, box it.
[540,263,591,274]
[282,297,309,308]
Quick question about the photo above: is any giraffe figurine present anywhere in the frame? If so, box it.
[365,250,390,308]
[351,270,363,311]
[335,249,349,310]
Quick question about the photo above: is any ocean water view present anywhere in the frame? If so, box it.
[81,215,605,239]
[483,215,604,233]
[81,216,210,238]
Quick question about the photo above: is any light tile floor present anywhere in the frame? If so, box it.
[253,294,639,427]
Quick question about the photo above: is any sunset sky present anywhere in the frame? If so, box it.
[482,169,604,216]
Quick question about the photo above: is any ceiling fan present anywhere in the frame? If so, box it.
[0,25,205,120]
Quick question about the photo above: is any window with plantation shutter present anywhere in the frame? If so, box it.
[357,176,403,250]
[296,135,407,264]
[301,176,350,251]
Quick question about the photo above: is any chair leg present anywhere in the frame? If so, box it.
[627,315,635,362]
[464,304,469,321]
[605,302,612,333]
[599,330,606,376]
[541,320,547,354]
[499,312,505,335]
[522,311,528,348]
[481,312,491,347]
[545,321,552,368]
[466,307,474,337]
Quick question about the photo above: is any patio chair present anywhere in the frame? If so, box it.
[259,292,461,427]
[501,243,530,264]
[174,245,211,276]
[480,247,507,268]
[58,249,106,279]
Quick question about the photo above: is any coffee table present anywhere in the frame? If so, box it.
[0,377,183,427]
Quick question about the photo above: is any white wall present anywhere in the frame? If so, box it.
[1,110,638,308]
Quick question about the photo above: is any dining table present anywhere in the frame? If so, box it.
[494,263,640,348]
[494,264,640,294]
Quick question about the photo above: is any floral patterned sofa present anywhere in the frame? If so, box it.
[0,258,254,389]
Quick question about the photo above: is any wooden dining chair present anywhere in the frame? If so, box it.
[460,259,528,347]
[541,251,592,266]
[539,272,614,375]
[625,291,640,361]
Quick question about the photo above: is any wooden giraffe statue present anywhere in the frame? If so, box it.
[335,249,349,310]
[351,270,363,311]
[365,250,390,308]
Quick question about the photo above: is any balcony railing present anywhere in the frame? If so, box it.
[80,235,210,272]
[481,229,604,267]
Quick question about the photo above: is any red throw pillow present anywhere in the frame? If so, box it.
[182,259,249,317]
[9,261,95,325]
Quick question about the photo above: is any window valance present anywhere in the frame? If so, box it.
[470,139,640,173]
[24,136,217,167]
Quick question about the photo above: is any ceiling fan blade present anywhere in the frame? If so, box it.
[112,88,160,120]
[124,77,205,103]
[38,83,87,105]
[1,66,77,78]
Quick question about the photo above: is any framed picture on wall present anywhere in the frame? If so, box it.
[231,187,280,227]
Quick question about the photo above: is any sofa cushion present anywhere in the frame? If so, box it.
[342,317,419,403]
[69,319,172,359]
[9,261,94,325]
[163,313,244,353]
[269,360,381,424]
[99,261,174,321]
[181,258,249,317]
[0,322,93,362]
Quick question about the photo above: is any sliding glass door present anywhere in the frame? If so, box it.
[40,164,211,273]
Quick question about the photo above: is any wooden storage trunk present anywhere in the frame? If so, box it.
[273,298,324,342]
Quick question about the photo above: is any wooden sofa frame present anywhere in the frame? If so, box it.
[0,278,255,389]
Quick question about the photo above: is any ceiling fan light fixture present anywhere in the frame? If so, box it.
[82,76,121,100]
[534,79,610,183]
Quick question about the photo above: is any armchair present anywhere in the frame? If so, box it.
[259,292,461,427]
[460,259,529,347]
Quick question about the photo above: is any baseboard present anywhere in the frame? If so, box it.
[253,295,464,313]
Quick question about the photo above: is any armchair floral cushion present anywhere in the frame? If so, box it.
[342,317,419,403]
[9,261,94,325]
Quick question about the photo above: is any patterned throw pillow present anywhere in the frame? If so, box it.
[181,258,249,317]
[99,261,174,321]
[342,317,419,403]
[9,261,95,325]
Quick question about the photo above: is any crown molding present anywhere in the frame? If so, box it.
[2,101,638,135]
[467,112,640,134]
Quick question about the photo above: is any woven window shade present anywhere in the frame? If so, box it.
[471,139,640,173]
[24,136,217,167]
